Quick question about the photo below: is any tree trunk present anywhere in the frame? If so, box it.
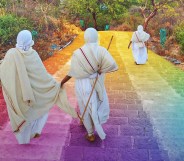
[143,9,158,30]
[13,3,16,15]
[85,17,90,30]
[44,14,49,32]
[92,12,98,30]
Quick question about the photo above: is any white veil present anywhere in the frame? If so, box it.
[16,30,34,51]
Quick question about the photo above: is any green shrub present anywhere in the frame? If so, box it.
[96,15,111,31]
[174,22,184,54]
[0,14,33,44]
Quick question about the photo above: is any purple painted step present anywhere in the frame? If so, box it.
[0,131,67,146]
[63,146,169,161]
[62,53,169,161]
[0,106,72,161]
[0,159,59,161]
[0,144,62,160]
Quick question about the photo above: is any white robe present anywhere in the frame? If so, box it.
[15,113,48,144]
[132,42,148,64]
[131,31,150,64]
[68,44,118,140]
[0,48,77,144]
[75,74,109,139]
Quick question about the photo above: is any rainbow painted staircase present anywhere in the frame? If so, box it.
[0,31,184,161]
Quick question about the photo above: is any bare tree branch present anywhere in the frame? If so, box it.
[151,0,155,7]
[141,0,179,30]
[145,0,148,8]
[140,7,146,19]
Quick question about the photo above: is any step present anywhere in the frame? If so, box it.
[3,122,70,135]
[0,144,62,160]
[148,111,184,119]
[0,159,58,161]
[47,114,71,124]
[0,131,67,146]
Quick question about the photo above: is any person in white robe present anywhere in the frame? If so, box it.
[0,30,77,144]
[60,28,118,142]
[128,25,150,65]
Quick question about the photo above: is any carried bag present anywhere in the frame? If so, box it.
[135,32,145,48]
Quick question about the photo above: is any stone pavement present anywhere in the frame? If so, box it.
[115,32,184,161]
[62,32,169,161]
[0,31,184,161]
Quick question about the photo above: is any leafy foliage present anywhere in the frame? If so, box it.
[61,0,128,30]
[175,22,184,54]
[0,0,183,58]
[0,14,33,44]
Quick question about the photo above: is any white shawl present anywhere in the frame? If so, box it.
[131,25,150,43]
[0,48,77,133]
[131,31,150,42]
[68,44,118,101]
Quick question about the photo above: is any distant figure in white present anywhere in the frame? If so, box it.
[0,30,77,144]
[60,28,118,142]
[128,25,150,65]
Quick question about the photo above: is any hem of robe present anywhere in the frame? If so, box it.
[93,121,106,140]
[132,43,147,65]
[15,113,48,144]
[13,120,26,133]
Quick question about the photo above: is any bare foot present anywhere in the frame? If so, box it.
[34,133,41,138]
[85,134,95,142]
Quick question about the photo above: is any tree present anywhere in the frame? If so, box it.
[0,0,62,30]
[35,0,56,32]
[61,0,127,30]
[138,0,180,30]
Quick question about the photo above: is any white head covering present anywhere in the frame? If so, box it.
[84,28,98,43]
[133,25,150,42]
[84,28,99,59]
[137,25,144,34]
[16,30,34,51]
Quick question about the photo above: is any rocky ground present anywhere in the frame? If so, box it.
[149,36,184,71]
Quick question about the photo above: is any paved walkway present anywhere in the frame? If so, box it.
[116,32,184,161]
[0,31,184,161]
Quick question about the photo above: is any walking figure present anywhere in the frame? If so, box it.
[128,25,150,65]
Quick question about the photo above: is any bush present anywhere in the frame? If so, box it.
[111,23,132,31]
[175,22,184,54]
[111,12,143,31]
[0,14,33,44]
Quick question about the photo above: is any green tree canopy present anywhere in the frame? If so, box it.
[61,0,129,30]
